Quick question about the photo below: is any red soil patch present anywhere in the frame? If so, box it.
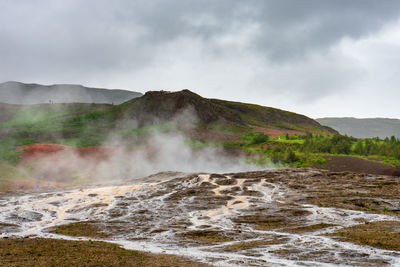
[321,156,400,177]
[16,144,122,182]
[17,144,119,161]
[17,144,67,154]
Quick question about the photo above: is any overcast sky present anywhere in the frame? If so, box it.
[1,0,400,119]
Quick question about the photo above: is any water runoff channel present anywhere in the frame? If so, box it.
[1,170,400,266]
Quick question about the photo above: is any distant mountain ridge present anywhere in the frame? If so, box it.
[0,81,142,105]
[316,117,400,138]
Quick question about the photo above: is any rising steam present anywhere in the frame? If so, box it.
[17,106,265,185]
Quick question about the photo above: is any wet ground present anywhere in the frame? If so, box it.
[322,156,400,176]
[1,168,400,266]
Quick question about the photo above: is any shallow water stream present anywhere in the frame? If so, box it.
[1,169,400,266]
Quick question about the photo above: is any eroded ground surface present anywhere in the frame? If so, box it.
[1,168,400,266]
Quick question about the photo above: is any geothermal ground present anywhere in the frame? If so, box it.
[1,168,400,266]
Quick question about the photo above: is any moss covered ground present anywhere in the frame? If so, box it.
[0,238,209,267]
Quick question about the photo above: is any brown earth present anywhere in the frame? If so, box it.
[17,144,120,162]
[329,221,400,251]
[185,126,241,142]
[229,168,400,214]
[321,156,400,177]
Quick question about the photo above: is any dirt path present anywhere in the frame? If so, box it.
[321,156,400,176]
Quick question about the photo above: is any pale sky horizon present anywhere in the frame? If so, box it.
[1,0,400,119]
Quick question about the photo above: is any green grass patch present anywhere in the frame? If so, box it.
[286,223,335,233]
[185,139,219,148]
[241,131,269,145]
[329,221,400,251]
[0,238,209,267]
[49,221,110,238]
[180,230,232,243]
[270,139,305,145]
[0,160,27,180]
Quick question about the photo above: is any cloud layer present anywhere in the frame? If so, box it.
[1,0,400,118]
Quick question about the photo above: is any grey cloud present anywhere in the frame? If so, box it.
[245,1,400,61]
[0,0,400,117]
[2,0,399,75]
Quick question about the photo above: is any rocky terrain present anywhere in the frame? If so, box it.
[1,89,399,266]
[1,168,400,266]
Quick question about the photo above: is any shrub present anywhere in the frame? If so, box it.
[284,150,298,163]
[252,133,269,144]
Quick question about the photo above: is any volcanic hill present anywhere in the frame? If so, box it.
[118,89,338,135]
[0,89,337,147]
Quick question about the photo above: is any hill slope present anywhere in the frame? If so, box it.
[0,89,338,165]
[120,90,337,134]
[0,81,142,105]
[317,117,400,138]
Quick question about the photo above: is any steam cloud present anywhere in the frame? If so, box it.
[17,107,265,185]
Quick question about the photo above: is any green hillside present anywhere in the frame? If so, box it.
[0,90,399,189]
[0,89,337,168]
[0,90,336,148]
[119,90,337,134]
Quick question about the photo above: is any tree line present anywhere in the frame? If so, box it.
[300,134,400,159]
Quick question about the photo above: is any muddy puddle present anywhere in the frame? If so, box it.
[1,168,400,266]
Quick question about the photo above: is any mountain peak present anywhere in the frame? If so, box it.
[143,89,200,97]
